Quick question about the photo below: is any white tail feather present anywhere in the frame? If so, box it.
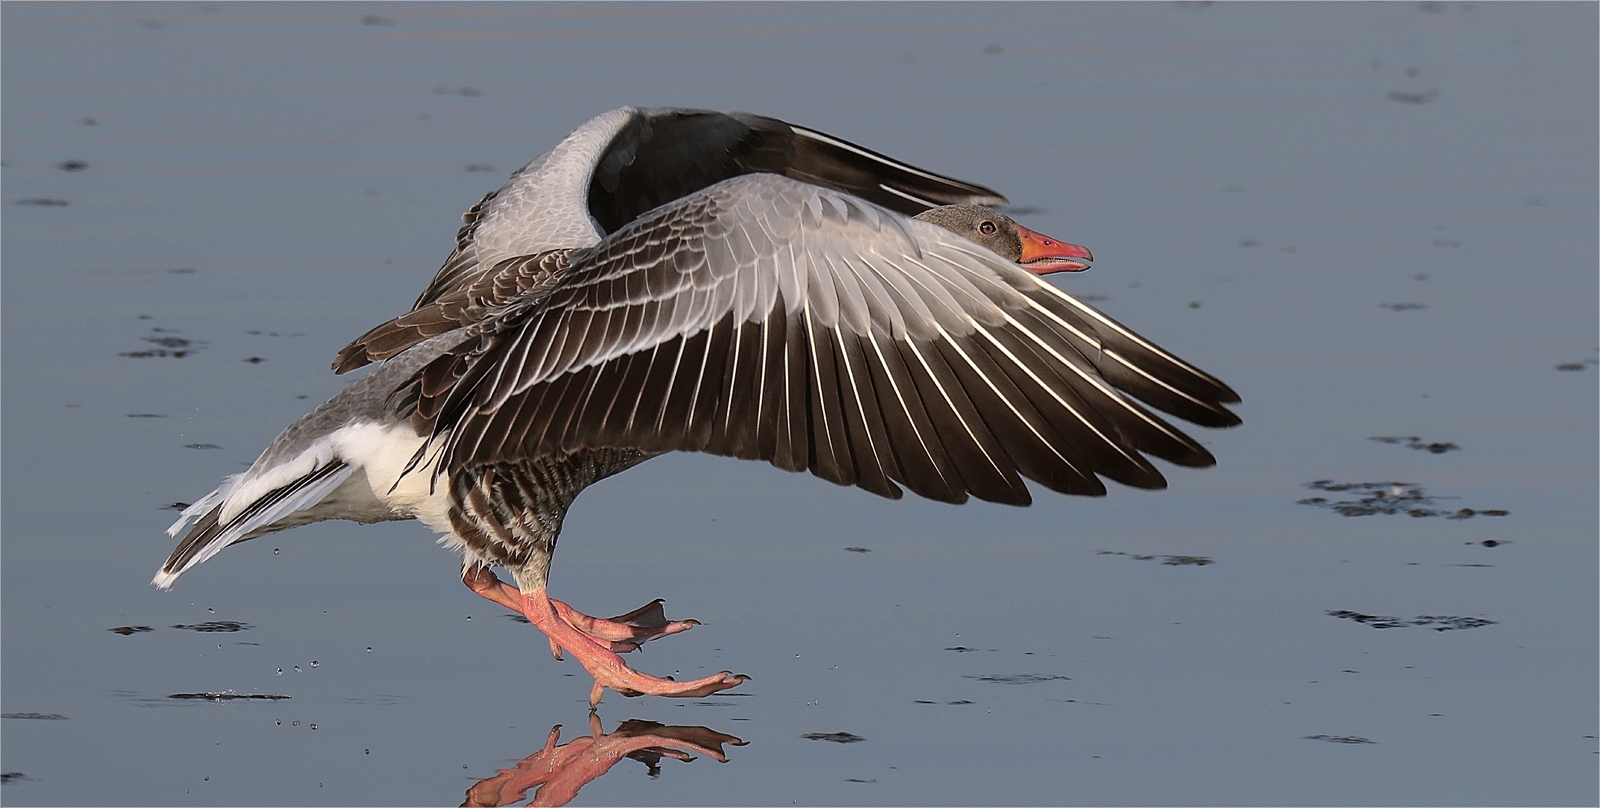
[153,463,357,590]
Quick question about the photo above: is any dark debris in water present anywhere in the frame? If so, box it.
[1298,481,1507,519]
[169,692,290,701]
[962,673,1070,685]
[944,646,997,653]
[1387,88,1440,104]
[1096,550,1214,566]
[1327,610,1496,631]
[172,621,252,633]
[121,330,204,359]
[2,713,68,720]
[1379,302,1427,311]
[15,198,69,206]
[846,778,878,783]
[1369,435,1460,454]
[110,625,154,635]
[1,772,35,783]
[1305,734,1376,744]
[161,501,191,510]
[844,546,872,553]
[184,443,222,450]
[803,731,865,743]
[127,413,167,418]
[58,160,88,172]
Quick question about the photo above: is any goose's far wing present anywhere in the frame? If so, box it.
[399,173,1239,506]
[586,108,1009,234]
[339,108,1014,375]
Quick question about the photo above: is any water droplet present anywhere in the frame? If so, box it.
[292,721,299,726]
[366,647,373,653]
[276,668,283,675]
[466,615,472,621]
[310,660,319,668]
[364,749,369,754]
[795,653,801,658]
[273,548,280,555]
[275,720,281,726]
[309,723,318,730]
[293,665,301,673]
[207,608,215,614]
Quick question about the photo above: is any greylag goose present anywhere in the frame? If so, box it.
[156,107,1240,706]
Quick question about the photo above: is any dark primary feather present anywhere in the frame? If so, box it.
[392,174,1240,508]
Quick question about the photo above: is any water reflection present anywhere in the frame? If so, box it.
[462,712,746,807]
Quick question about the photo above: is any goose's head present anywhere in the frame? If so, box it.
[914,204,1093,275]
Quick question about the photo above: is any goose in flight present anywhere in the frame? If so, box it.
[156,107,1240,706]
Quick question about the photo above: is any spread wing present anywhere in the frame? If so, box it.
[336,108,1010,374]
[397,173,1241,506]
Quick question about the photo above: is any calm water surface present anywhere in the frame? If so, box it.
[3,3,1596,805]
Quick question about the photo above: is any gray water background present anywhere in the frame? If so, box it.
[2,3,1596,805]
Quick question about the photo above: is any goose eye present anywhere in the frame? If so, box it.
[978,220,997,235]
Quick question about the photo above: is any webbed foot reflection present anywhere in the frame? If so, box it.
[463,712,746,807]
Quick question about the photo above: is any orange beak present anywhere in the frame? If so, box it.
[1016,224,1093,274]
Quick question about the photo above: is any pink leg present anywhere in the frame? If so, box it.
[463,567,748,707]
